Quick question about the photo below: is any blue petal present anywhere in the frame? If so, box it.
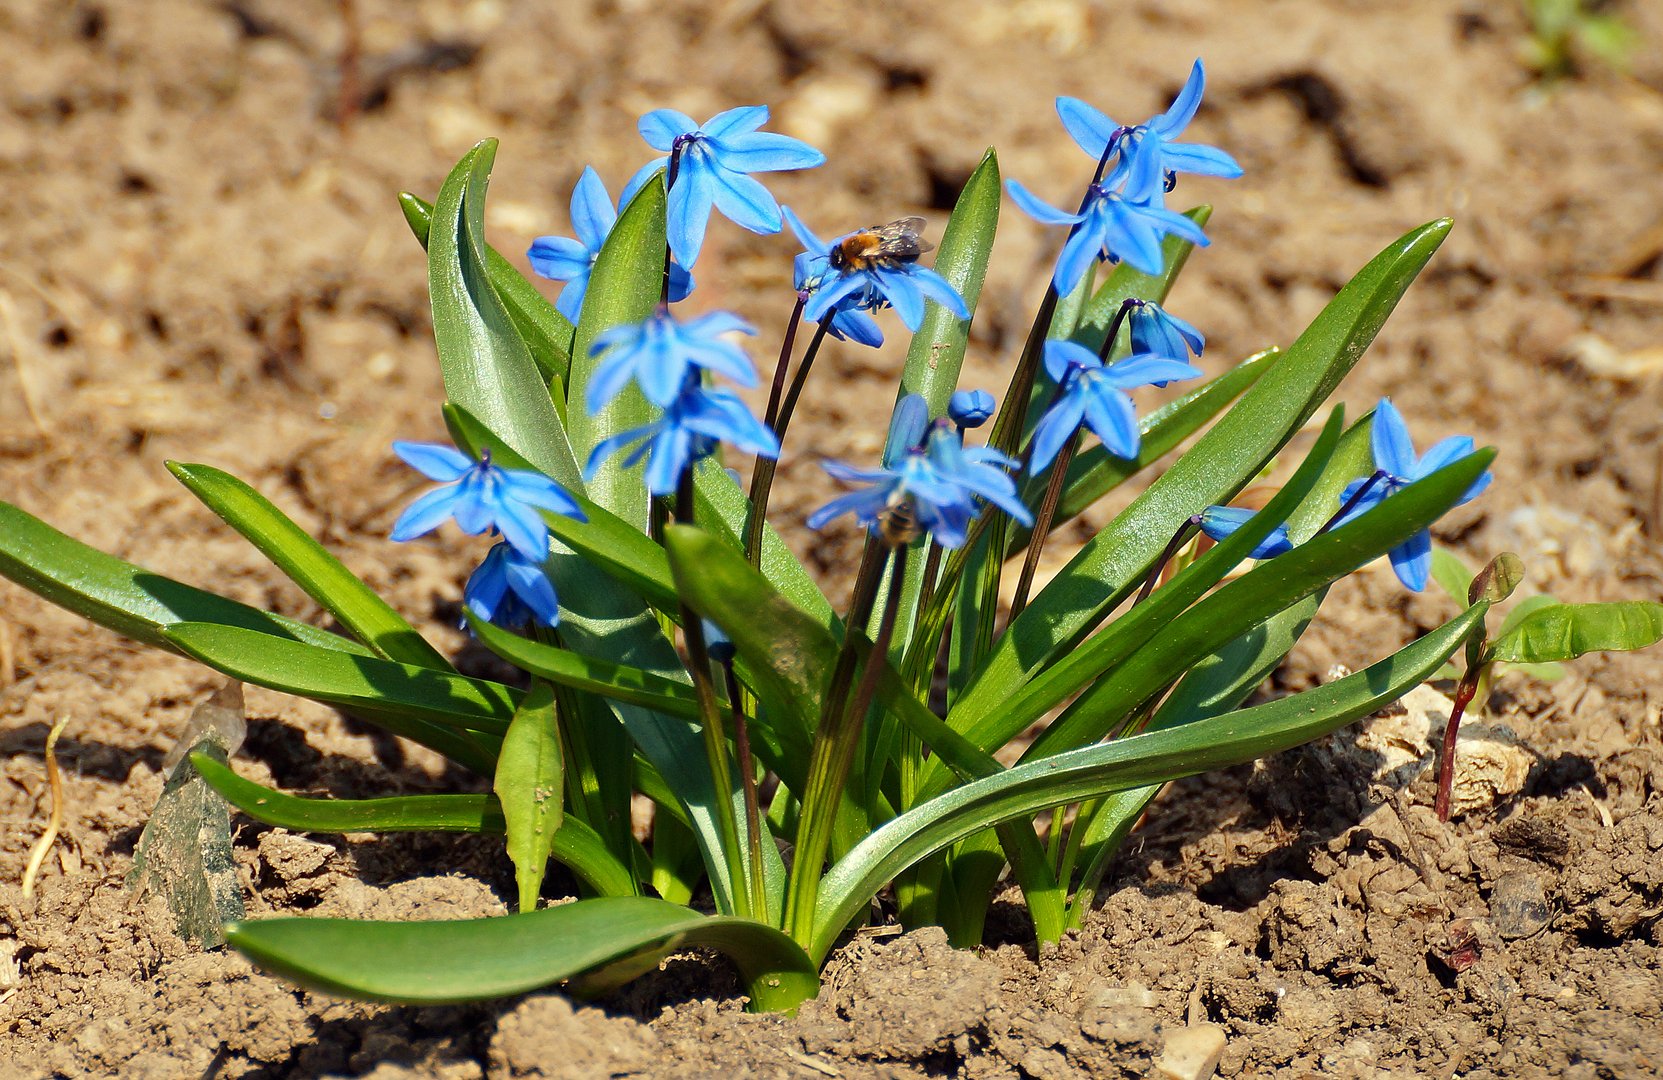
[1198,507,1293,560]
[500,471,586,520]
[526,236,592,281]
[1098,199,1166,275]
[645,426,693,496]
[1052,221,1104,297]
[1055,95,1118,160]
[569,166,617,250]
[1389,529,1433,592]
[1030,395,1086,473]
[1151,60,1206,139]
[885,395,930,464]
[701,105,769,138]
[906,265,970,320]
[1005,178,1083,227]
[830,309,883,347]
[685,310,756,339]
[503,553,561,626]
[586,348,644,415]
[554,275,589,323]
[1102,354,1202,389]
[1370,399,1417,478]
[389,486,462,541]
[1160,143,1244,179]
[780,206,829,255]
[667,161,718,268]
[1081,383,1140,458]
[586,430,644,483]
[875,269,925,330]
[639,109,698,151]
[709,168,783,235]
[668,260,695,303]
[804,272,869,323]
[821,459,896,485]
[1043,339,1099,385]
[463,548,510,620]
[393,441,473,481]
[808,487,888,531]
[714,131,826,173]
[1414,434,1475,479]
[1122,139,1167,206]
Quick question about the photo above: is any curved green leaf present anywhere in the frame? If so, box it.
[166,463,453,671]
[1489,601,1663,664]
[566,177,667,527]
[161,622,517,734]
[692,462,837,628]
[0,502,371,658]
[399,191,574,388]
[813,601,1487,961]
[950,219,1454,744]
[496,683,565,911]
[227,896,819,1012]
[428,139,575,484]
[469,617,701,721]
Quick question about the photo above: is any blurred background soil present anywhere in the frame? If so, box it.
[1,0,1661,1076]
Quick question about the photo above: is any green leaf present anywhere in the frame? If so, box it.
[0,502,372,658]
[812,601,1487,961]
[399,191,574,388]
[1469,552,1525,606]
[166,463,453,671]
[693,462,838,629]
[1488,601,1663,664]
[427,140,576,484]
[566,177,667,528]
[898,148,1000,418]
[1431,547,1474,605]
[948,219,1454,744]
[1495,592,1559,638]
[469,618,701,721]
[227,896,821,1012]
[495,683,565,912]
[161,622,514,773]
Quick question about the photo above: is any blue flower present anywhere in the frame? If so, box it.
[1333,399,1493,592]
[588,308,758,413]
[527,167,693,321]
[1055,60,1242,200]
[782,207,968,333]
[585,383,780,497]
[622,106,826,269]
[793,250,885,347]
[390,442,586,563]
[1196,506,1295,560]
[1029,341,1202,472]
[1005,178,1211,294]
[1128,301,1204,365]
[463,542,561,630]
[949,389,997,429]
[808,425,1032,549]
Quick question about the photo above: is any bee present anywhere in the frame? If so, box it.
[828,217,932,273]
[877,496,920,548]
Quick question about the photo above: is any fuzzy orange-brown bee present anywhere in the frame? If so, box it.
[828,217,932,273]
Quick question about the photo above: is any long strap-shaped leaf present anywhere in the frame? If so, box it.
[400,191,574,389]
[0,502,372,658]
[1489,601,1663,664]
[428,139,576,485]
[812,600,1488,962]
[167,463,453,671]
[469,618,702,721]
[189,750,635,898]
[226,895,820,1011]
[950,219,1453,742]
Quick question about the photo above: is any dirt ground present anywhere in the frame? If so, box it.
[2,0,1662,1076]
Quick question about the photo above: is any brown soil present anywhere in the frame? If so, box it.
[3,0,1662,1076]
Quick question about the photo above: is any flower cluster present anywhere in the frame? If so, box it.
[1007,60,1241,294]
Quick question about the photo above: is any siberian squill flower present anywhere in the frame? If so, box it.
[781,208,968,332]
[793,249,883,347]
[527,166,692,322]
[1128,300,1204,365]
[585,383,780,498]
[1195,506,1295,560]
[389,441,586,563]
[587,308,758,413]
[1055,60,1243,199]
[948,389,997,430]
[622,106,825,269]
[464,542,561,630]
[1334,398,1493,592]
[1005,178,1211,293]
[809,423,1032,549]
[1029,340,1201,472]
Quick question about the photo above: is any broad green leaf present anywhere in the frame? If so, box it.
[567,177,666,528]
[399,191,575,388]
[1029,449,1494,759]
[1496,592,1560,637]
[428,140,576,484]
[949,219,1454,745]
[1489,601,1663,664]
[167,463,453,671]
[0,502,371,658]
[812,601,1487,961]
[161,621,516,745]
[496,683,565,912]
[227,896,820,1012]
[899,148,1000,417]
[693,461,837,628]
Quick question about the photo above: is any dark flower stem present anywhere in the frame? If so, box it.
[674,469,754,920]
[763,295,808,429]
[1010,430,1079,619]
[660,145,685,306]
[1318,470,1389,535]
[1434,668,1481,822]
[784,535,899,945]
[1134,515,1203,606]
[721,656,768,917]
[744,316,833,567]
